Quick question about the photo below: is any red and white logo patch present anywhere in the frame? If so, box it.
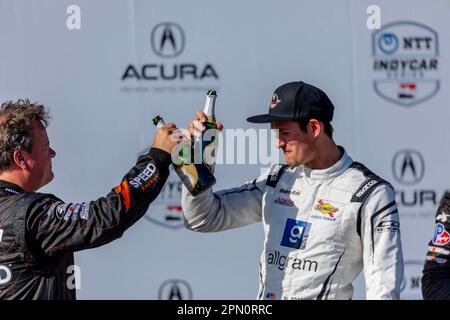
[433,223,450,246]
[270,93,281,108]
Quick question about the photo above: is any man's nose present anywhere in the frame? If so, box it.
[275,138,285,149]
[49,147,56,158]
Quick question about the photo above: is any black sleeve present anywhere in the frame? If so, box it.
[26,148,171,256]
[422,191,450,300]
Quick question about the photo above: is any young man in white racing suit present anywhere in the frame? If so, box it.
[181,81,404,300]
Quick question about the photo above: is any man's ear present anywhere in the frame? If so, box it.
[308,119,322,138]
[12,149,28,169]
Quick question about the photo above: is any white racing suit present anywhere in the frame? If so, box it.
[181,147,404,300]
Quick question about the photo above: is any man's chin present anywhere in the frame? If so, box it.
[286,160,301,168]
[45,172,55,185]
[283,154,302,167]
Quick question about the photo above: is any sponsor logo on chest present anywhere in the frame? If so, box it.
[311,200,340,222]
[280,218,311,250]
[274,197,295,207]
[279,188,301,196]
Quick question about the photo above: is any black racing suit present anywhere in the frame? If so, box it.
[422,191,450,299]
[0,148,171,299]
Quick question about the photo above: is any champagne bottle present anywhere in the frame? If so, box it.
[200,90,218,173]
[152,115,216,196]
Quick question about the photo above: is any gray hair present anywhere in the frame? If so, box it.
[0,99,50,171]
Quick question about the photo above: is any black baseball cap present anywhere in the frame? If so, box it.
[246,81,334,123]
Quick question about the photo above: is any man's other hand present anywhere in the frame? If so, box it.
[152,123,180,154]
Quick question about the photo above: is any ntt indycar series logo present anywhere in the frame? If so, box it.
[372,21,439,107]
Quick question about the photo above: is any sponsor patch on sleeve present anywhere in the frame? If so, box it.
[129,163,157,189]
[376,220,400,233]
[436,211,450,223]
[429,246,450,256]
[426,255,448,264]
[433,223,450,246]
[49,202,89,221]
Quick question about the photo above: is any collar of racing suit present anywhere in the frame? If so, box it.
[299,146,353,181]
[0,179,25,195]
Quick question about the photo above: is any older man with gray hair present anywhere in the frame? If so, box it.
[0,99,178,299]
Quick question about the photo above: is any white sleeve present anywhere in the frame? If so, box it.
[181,168,270,232]
[361,184,404,300]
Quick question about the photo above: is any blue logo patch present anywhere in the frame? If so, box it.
[280,218,311,250]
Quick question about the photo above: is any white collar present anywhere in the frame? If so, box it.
[298,146,353,181]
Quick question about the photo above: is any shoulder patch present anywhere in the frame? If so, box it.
[351,179,384,203]
[266,165,288,188]
[350,162,394,238]
[350,162,392,203]
[435,192,450,224]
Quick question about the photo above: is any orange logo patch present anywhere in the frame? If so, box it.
[314,200,339,218]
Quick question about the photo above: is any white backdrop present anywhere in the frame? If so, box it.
[1,0,449,299]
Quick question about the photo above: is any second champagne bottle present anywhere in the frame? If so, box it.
[152,113,216,196]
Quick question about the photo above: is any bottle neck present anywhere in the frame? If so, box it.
[203,95,216,117]
[156,119,165,129]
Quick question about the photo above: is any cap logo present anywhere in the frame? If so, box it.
[270,93,281,109]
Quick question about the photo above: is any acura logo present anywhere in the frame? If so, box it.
[158,279,193,300]
[392,150,425,185]
[151,22,185,58]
